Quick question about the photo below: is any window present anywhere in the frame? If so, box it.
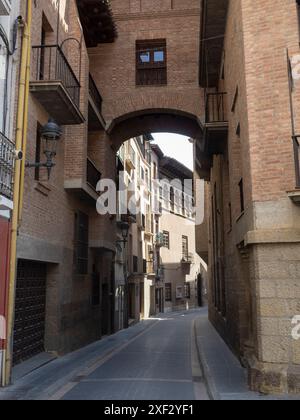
[74,211,89,275]
[170,187,175,212]
[136,39,167,86]
[163,231,170,249]
[176,286,183,300]
[165,284,172,302]
[133,256,138,273]
[184,283,191,299]
[239,178,245,213]
[182,236,189,260]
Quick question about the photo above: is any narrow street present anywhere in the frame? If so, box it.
[57,311,209,401]
[0,310,210,401]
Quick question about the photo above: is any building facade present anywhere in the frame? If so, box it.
[7,0,117,370]
[158,155,203,313]
[196,0,300,394]
[0,0,21,384]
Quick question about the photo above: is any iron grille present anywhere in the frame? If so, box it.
[205,92,227,123]
[293,135,300,188]
[89,74,103,114]
[0,131,14,200]
[32,44,81,108]
[13,260,47,366]
[87,158,101,191]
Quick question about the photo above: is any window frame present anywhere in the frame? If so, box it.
[136,39,167,86]
[165,283,172,302]
[163,231,170,249]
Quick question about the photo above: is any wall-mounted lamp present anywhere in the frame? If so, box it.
[26,119,62,180]
[116,221,130,246]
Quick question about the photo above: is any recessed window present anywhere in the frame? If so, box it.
[136,39,167,86]
[165,284,172,302]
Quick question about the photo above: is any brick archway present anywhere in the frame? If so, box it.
[107,108,203,149]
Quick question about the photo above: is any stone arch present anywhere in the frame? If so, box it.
[107,108,203,149]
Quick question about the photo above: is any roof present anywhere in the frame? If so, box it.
[160,157,193,180]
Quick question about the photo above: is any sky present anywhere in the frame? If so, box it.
[151,133,194,171]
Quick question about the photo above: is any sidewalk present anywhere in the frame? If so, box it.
[194,309,300,401]
[0,319,157,400]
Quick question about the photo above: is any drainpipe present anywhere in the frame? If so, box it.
[3,0,32,386]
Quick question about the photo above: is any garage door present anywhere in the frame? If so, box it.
[13,260,47,366]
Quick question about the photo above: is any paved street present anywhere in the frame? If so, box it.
[0,310,209,401]
[55,310,209,401]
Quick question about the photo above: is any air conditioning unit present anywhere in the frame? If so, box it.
[0,0,11,16]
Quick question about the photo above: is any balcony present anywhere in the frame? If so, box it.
[30,45,85,125]
[126,147,136,171]
[0,0,11,15]
[64,158,101,202]
[196,92,228,181]
[182,253,194,265]
[88,74,105,131]
[87,158,102,191]
[288,135,300,206]
[199,0,229,88]
[0,132,14,205]
[145,218,153,236]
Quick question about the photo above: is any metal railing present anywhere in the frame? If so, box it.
[0,131,14,200]
[205,92,227,124]
[32,45,81,108]
[89,74,103,114]
[182,253,194,264]
[87,158,101,191]
[293,136,300,188]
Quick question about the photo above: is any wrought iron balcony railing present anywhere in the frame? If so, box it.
[87,158,101,191]
[205,92,228,124]
[32,44,81,109]
[89,74,103,114]
[293,136,300,188]
[0,131,14,200]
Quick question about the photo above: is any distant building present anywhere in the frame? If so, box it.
[157,153,205,313]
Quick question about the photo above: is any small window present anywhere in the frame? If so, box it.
[136,39,167,86]
[163,231,170,249]
[182,236,189,260]
[165,284,172,302]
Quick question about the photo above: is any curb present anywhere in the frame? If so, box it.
[193,317,220,401]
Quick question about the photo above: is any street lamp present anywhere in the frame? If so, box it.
[26,119,62,179]
[117,221,130,245]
